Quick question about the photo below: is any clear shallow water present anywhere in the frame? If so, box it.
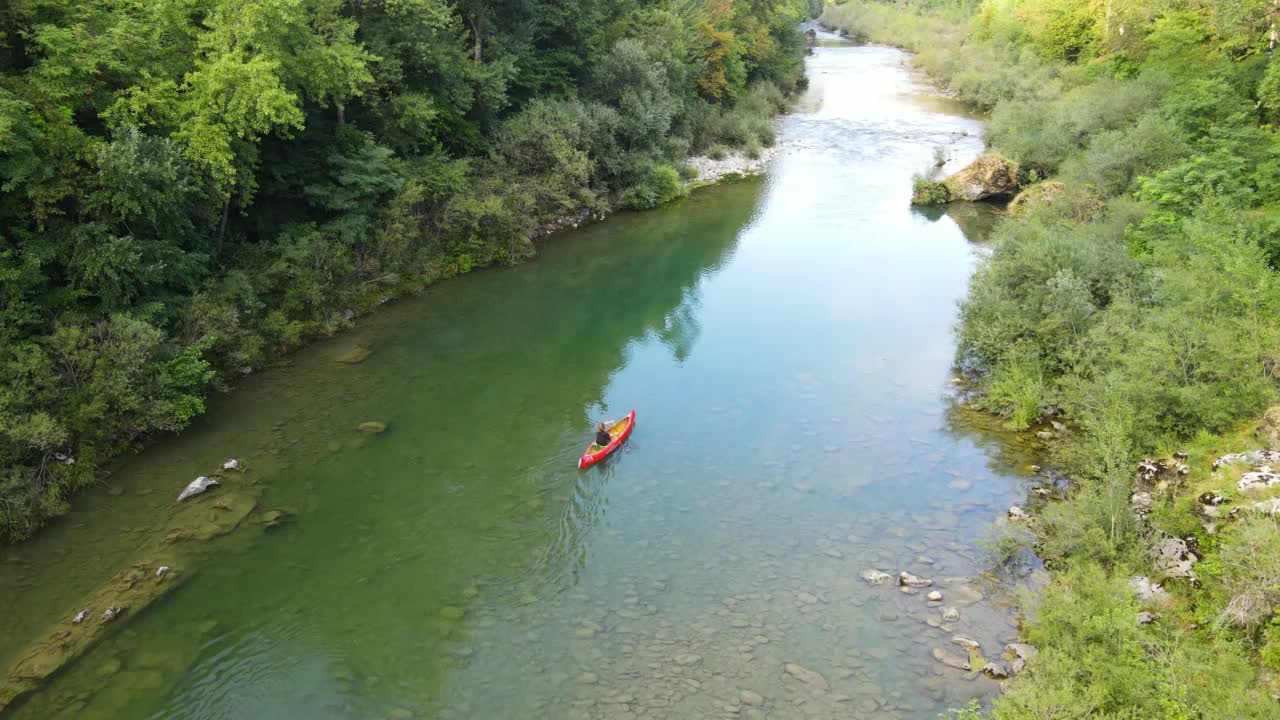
[2,41,1030,720]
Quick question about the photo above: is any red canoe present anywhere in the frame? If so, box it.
[578,410,636,469]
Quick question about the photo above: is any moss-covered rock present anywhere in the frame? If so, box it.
[942,153,1019,201]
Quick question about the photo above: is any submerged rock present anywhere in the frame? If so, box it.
[942,153,1019,201]
[334,346,371,364]
[176,476,219,503]
[739,690,765,706]
[783,662,829,690]
[357,421,387,434]
[942,607,960,623]
[931,647,970,671]
[860,569,893,585]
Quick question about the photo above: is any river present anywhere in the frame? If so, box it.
[1,34,1035,720]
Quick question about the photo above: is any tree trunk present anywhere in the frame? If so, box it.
[215,195,231,259]
[467,13,483,63]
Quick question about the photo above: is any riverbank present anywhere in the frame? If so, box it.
[823,1,1280,716]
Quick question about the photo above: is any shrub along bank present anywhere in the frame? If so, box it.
[825,0,1280,716]
[0,0,822,542]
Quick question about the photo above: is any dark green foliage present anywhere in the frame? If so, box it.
[0,0,815,541]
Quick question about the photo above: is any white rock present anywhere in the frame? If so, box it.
[1007,506,1030,522]
[176,476,219,502]
[926,590,943,602]
[1238,468,1280,492]
[1129,576,1170,604]
[1214,449,1280,470]
[898,571,933,588]
[222,458,242,471]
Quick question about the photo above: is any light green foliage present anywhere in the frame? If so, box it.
[0,0,817,541]
[625,164,688,210]
[910,175,949,205]
[823,0,1280,715]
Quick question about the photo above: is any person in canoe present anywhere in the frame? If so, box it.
[594,422,613,449]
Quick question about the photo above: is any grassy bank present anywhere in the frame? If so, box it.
[0,0,823,542]
[824,0,1280,716]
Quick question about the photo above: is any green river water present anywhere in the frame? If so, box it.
[1,36,1037,720]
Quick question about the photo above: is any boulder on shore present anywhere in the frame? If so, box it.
[942,153,1019,201]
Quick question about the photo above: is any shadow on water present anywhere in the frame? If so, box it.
[910,201,1005,244]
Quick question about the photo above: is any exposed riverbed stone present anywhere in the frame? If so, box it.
[926,590,943,602]
[898,572,932,588]
[981,660,1011,679]
[1005,643,1038,674]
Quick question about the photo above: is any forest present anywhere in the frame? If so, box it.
[0,0,819,542]
[824,0,1280,717]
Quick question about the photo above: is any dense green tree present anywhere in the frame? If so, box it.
[0,0,815,541]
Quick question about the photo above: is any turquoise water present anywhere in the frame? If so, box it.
[2,39,1030,720]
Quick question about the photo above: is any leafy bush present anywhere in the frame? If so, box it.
[624,164,687,210]
[910,176,949,205]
